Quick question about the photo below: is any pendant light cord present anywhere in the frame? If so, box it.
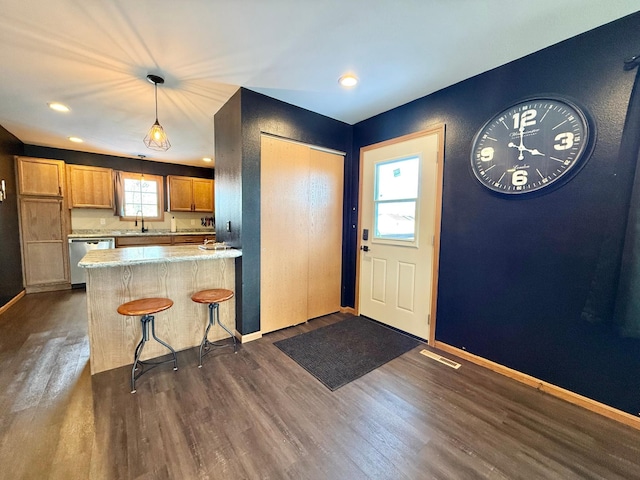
[154,82,159,121]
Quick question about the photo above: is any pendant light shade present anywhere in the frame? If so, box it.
[143,74,171,151]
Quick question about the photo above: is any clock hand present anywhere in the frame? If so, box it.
[507,127,545,158]
[507,141,527,160]
[509,127,522,160]
[527,148,545,156]
[507,127,526,160]
[508,145,545,155]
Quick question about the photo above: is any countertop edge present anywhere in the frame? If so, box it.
[79,245,241,268]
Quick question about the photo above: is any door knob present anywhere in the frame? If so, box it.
[360,245,369,252]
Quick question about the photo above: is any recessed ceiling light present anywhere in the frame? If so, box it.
[202,157,212,163]
[48,102,70,112]
[68,136,83,143]
[338,74,358,87]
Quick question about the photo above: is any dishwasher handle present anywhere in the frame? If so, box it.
[69,237,115,245]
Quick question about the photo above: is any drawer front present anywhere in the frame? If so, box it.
[172,234,216,245]
[115,235,172,247]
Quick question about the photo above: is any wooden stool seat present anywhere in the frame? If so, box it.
[117,297,177,393]
[117,297,173,317]
[191,288,236,366]
[191,289,234,305]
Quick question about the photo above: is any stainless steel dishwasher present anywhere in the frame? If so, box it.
[68,237,115,286]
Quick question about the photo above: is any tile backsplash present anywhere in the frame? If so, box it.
[71,209,215,232]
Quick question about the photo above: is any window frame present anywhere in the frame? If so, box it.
[118,171,165,222]
[372,155,422,247]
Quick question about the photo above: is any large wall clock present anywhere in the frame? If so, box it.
[470,97,595,194]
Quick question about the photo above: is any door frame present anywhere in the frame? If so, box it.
[355,124,445,345]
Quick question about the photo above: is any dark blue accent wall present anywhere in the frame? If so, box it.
[353,12,640,415]
[214,90,245,330]
[22,144,214,179]
[0,125,24,306]
[214,88,352,335]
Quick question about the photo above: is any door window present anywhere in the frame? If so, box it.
[373,156,420,244]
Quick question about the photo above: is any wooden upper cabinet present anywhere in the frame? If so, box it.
[167,176,193,211]
[192,178,214,211]
[17,157,65,197]
[167,175,214,212]
[68,165,114,209]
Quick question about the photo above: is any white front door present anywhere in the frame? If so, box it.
[358,127,443,342]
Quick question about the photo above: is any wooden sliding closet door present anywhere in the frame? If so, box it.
[307,149,343,319]
[260,136,345,334]
[261,136,311,333]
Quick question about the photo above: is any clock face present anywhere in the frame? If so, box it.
[470,97,593,194]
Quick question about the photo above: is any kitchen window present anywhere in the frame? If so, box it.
[116,171,164,221]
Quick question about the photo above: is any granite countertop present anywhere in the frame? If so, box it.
[79,244,241,268]
[68,229,215,239]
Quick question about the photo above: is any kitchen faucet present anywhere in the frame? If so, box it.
[135,210,148,233]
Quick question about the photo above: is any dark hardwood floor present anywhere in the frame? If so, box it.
[1,290,640,479]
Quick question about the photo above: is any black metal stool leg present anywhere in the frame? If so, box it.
[150,315,178,370]
[198,304,215,368]
[131,315,150,393]
[215,302,237,353]
[131,314,178,394]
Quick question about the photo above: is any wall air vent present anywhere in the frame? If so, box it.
[420,349,461,369]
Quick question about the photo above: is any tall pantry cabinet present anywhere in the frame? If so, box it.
[260,135,344,333]
[16,157,71,293]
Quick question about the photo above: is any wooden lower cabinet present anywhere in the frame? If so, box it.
[172,234,215,244]
[115,235,172,248]
[115,234,215,248]
[19,197,70,291]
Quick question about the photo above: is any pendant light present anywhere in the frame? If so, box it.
[143,74,171,151]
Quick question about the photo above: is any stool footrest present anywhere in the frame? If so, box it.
[132,357,178,392]
[198,301,237,367]
[200,338,235,361]
[130,313,178,393]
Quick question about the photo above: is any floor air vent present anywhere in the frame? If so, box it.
[420,349,461,369]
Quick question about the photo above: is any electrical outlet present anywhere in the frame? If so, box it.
[100,218,106,225]
[190,219,195,225]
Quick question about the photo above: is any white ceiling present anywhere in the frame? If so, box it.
[0,1,637,168]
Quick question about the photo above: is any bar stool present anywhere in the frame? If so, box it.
[191,289,237,367]
[117,297,178,393]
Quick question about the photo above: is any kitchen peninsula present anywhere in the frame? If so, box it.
[80,245,241,374]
